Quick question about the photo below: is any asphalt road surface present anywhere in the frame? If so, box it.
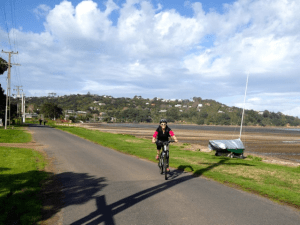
[30,125,300,225]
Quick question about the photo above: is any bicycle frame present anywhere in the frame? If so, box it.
[157,140,174,180]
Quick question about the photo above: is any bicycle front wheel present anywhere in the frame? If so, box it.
[164,153,168,180]
[160,155,163,174]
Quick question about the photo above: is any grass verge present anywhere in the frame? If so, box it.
[0,127,32,143]
[0,146,48,224]
[55,125,300,208]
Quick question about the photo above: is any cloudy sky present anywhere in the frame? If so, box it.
[1,0,300,117]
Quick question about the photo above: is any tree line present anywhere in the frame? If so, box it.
[7,94,299,127]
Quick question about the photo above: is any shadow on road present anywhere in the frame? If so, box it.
[70,158,251,224]
[2,127,256,224]
[39,172,107,223]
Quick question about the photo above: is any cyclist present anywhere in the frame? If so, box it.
[152,119,178,170]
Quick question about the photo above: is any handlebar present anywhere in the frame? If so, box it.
[156,140,175,145]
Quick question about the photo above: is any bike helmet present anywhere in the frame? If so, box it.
[160,119,167,124]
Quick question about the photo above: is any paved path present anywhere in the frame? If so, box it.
[30,125,300,225]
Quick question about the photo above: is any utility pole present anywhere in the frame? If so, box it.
[48,92,56,120]
[13,86,23,123]
[22,93,25,123]
[13,85,23,98]
[1,50,20,129]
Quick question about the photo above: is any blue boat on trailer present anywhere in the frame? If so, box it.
[208,138,245,158]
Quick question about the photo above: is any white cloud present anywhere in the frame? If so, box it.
[33,4,51,19]
[1,0,300,117]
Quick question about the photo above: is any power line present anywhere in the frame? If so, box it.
[2,4,12,50]
[8,0,22,88]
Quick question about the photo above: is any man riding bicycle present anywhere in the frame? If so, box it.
[152,119,178,171]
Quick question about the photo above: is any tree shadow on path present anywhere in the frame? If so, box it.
[39,172,107,224]
[71,158,254,225]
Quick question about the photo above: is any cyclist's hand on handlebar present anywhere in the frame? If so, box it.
[172,135,178,143]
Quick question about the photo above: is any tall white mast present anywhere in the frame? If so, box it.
[239,73,249,139]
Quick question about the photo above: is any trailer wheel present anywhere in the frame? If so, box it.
[215,152,219,156]
[230,154,234,158]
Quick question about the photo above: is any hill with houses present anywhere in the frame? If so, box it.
[17,93,300,127]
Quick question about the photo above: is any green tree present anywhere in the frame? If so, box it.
[69,116,76,121]
[40,103,63,119]
[0,57,8,75]
[0,84,6,122]
[166,107,180,122]
[199,110,208,119]
[263,110,269,118]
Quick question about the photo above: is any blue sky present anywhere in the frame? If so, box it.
[1,0,300,117]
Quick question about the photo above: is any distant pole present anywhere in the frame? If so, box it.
[13,85,23,98]
[48,92,56,120]
[23,94,26,123]
[13,86,23,123]
[5,76,8,129]
[22,93,26,123]
[240,73,249,139]
[2,50,20,129]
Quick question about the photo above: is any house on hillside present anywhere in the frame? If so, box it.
[159,110,167,113]
[175,104,182,108]
[65,110,75,114]
[77,111,87,116]
[25,113,38,118]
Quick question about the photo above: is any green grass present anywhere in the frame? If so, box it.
[0,127,32,143]
[0,147,48,224]
[55,125,300,208]
[25,118,56,126]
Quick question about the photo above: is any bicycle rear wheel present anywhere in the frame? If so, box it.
[164,154,168,180]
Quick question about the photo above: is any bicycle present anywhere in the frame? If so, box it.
[157,140,174,180]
